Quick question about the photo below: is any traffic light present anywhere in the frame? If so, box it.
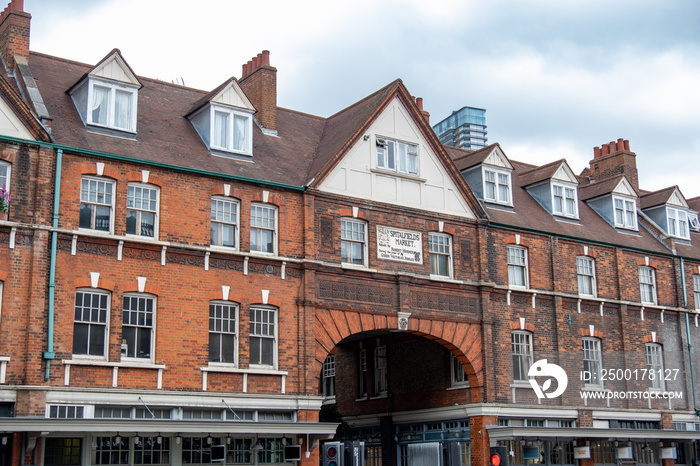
[322,442,344,466]
[490,446,508,466]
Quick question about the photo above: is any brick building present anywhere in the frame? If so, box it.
[0,2,699,466]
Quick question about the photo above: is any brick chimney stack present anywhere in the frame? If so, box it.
[589,138,639,193]
[238,50,277,132]
[0,0,29,71]
[415,97,430,124]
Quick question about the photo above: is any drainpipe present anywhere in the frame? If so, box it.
[679,258,699,416]
[43,148,62,381]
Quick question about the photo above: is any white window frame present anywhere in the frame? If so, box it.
[121,294,156,362]
[429,233,452,278]
[582,337,603,388]
[210,197,239,249]
[507,245,528,288]
[322,354,335,397]
[249,306,277,369]
[358,348,368,399]
[250,203,277,255]
[341,218,367,267]
[373,345,388,397]
[0,281,4,322]
[645,343,665,391]
[483,167,512,205]
[126,183,159,239]
[613,195,637,230]
[72,289,110,360]
[552,182,578,218]
[87,78,138,133]
[375,137,419,176]
[209,104,253,155]
[208,301,239,366]
[639,266,657,305]
[667,206,690,240]
[693,275,700,310]
[79,176,115,233]
[450,353,468,388]
[0,161,10,191]
[576,256,596,297]
[512,331,534,382]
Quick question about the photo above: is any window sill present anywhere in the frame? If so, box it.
[209,245,238,252]
[78,228,113,235]
[370,394,388,400]
[356,396,369,402]
[510,381,531,389]
[341,263,370,271]
[582,385,608,392]
[125,233,158,241]
[201,365,288,376]
[370,168,425,182]
[429,274,456,283]
[448,383,469,390]
[248,250,277,257]
[63,359,165,369]
[86,124,137,140]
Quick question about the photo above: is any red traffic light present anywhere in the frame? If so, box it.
[327,446,337,458]
[491,453,502,466]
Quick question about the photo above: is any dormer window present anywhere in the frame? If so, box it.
[68,50,141,137]
[483,167,511,205]
[187,78,256,159]
[88,80,137,132]
[211,106,252,155]
[689,213,700,232]
[553,183,577,218]
[376,137,419,175]
[613,195,637,230]
[667,207,689,239]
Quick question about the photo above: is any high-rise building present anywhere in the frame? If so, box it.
[433,106,487,150]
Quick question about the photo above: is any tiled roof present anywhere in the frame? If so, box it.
[518,159,567,188]
[577,175,628,201]
[28,52,327,187]
[639,186,678,209]
[450,143,500,171]
[482,162,672,255]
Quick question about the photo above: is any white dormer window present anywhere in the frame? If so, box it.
[613,196,637,230]
[211,105,252,155]
[667,207,690,239]
[88,80,137,132]
[376,137,419,175]
[553,183,578,218]
[689,213,700,232]
[483,168,511,205]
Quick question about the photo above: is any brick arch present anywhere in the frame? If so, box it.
[314,308,484,399]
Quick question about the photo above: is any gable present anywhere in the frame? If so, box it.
[552,163,578,184]
[319,97,476,219]
[668,188,688,208]
[483,146,513,170]
[0,95,35,140]
[612,178,636,197]
[212,81,255,111]
[90,51,140,86]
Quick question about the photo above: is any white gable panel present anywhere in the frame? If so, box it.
[552,164,578,184]
[0,98,34,140]
[91,53,139,85]
[213,82,256,111]
[613,178,636,197]
[483,146,513,169]
[668,189,688,208]
[318,97,475,219]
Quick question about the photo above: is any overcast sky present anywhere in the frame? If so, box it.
[24,0,700,197]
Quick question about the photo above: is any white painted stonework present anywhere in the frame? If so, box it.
[320,97,476,219]
[0,97,34,139]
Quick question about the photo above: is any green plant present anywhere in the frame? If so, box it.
[0,184,10,213]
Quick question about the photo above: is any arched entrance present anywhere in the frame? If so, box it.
[314,308,485,466]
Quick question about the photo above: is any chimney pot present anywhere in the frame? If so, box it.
[416,97,423,110]
[601,144,609,156]
[261,50,270,66]
[616,138,625,151]
[594,147,601,158]
[624,139,630,151]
